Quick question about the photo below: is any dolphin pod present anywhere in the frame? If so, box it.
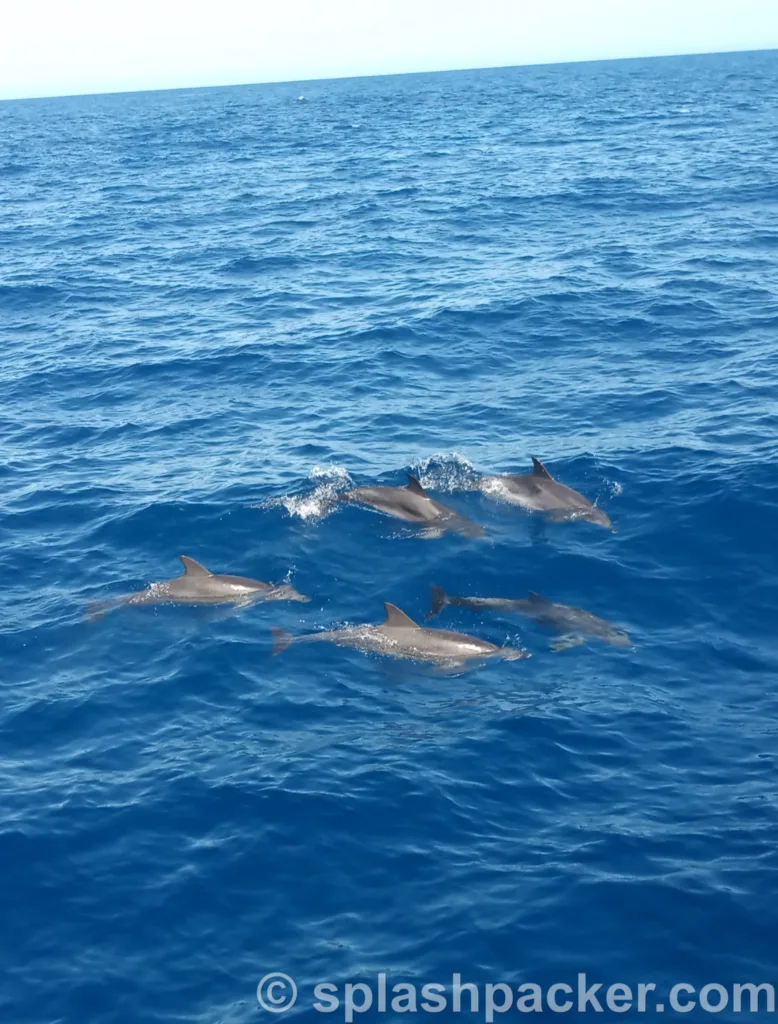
[88,456,628,666]
[339,459,611,535]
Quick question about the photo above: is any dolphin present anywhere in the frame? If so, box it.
[479,457,613,529]
[338,475,486,538]
[270,601,529,667]
[87,555,309,621]
[428,585,631,651]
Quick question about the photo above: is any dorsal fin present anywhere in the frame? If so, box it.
[406,475,427,496]
[179,555,211,576]
[528,591,550,604]
[531,456,553,479]
[382,602,420,628]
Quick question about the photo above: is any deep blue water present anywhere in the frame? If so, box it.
[2,49,778,1023]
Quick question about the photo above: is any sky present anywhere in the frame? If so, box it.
[1,0,777,101]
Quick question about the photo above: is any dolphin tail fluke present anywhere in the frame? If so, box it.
[86,601,110,623]
[86,596,127,623]
[271,627,295,656]
[427,584,449,620]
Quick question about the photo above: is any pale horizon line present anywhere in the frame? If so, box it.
[1,44,775,105]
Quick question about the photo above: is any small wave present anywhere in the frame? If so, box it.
[0,162,30,177]
[410,453,482,492]
[263,465,353,522]
[220,254,300,276]
[0,283,61,310]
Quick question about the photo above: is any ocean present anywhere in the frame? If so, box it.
[1,49,777,1023]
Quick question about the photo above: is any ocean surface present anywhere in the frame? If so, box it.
[2,49,778,1023]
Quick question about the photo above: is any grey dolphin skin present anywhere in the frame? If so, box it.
[479,457,613,530]
[271,601,529,667]
[428,585,631,651]
[87,555,309,621]
[338,475,486,538]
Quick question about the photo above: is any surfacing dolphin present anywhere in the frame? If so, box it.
[428,585,631,651]
[338,475,486,539]
[271,601,529,667]
[87,555,309,621]
[479,457,613,530]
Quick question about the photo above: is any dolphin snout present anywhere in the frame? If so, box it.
[275,585,310,602]
[504,647,532,661]
[455,520,488,539]
[587,507,613,530]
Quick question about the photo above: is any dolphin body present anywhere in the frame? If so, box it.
[428,585,631,651]
[338,475,486,539]
[87,555,309,621]
[271,602,529,667]
[479,457,613,530]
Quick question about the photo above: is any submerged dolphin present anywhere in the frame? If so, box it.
[87,555,309,621]
[271,601,529,667]
[479,457,613,529]
[338,475,485,538]
[428,585,631,651]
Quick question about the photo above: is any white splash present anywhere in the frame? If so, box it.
[410,452,482,493]
[263,465,353,523]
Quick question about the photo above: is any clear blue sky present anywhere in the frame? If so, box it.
[2,0,777,101]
